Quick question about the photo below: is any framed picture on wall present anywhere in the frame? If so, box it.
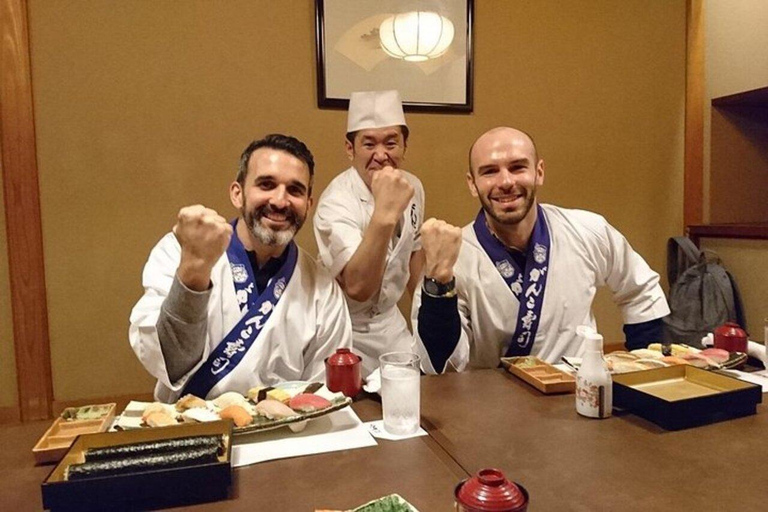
[315,0,474,113]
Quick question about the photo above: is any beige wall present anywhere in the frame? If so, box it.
[701,0,768,341]
[701,239,768,342]
[705,0,768,99]
[703,0,768,219]
[26,0,685,401]
[0,165,19,408]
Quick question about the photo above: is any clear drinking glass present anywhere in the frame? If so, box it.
[379,352,421,435]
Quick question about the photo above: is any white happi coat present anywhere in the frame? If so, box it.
[412,204,670,373]
[129,233,353,402]
[314,167,424,376]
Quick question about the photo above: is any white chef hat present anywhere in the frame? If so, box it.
[346,90,407,134]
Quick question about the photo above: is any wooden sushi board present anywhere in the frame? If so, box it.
[33,403,117,464]
[501,357,576,394]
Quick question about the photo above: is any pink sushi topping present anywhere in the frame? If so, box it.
[289,393,332,413]
[700,348,730,364]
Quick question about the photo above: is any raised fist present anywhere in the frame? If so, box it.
[420,218,462,283]
[370,166,415,226]
[174,205,233,290]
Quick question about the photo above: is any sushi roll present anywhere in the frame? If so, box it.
[85,434,223,462]
[68,446,219,480]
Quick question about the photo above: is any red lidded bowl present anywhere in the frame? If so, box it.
[455,468,528,512]
[325,348,362,398]
[714,322,748,353]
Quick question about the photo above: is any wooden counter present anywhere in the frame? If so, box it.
[420,369,767,511]
[3,371,766,510]
[0,399,466,511]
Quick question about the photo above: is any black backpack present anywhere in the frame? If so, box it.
[662,237,747,348]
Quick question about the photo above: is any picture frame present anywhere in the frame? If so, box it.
[315,0,474,113]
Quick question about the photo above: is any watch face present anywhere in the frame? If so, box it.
[425,280,440,295]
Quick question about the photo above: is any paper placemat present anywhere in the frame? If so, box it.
[364,420,427,440]
[232,408,377,467]
[720,368,768,393]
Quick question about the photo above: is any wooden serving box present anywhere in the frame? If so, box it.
[613,365,762,430]
[501,356,576,394]
[33,403,117,464]
[41,420,233,510]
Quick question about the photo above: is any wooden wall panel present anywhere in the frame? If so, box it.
[684,0,704,227]
[1,0,53,420]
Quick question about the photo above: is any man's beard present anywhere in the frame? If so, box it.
[479,183,537,226]
[244,204,304,246]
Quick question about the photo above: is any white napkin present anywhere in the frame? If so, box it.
[363,367,382,394]
[364,420,427,440]
[231,408,376,467]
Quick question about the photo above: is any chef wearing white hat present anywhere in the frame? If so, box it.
[314,90,425,377]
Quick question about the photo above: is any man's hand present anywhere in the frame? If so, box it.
[420,218,462,283]
[370,166,414,226]
[173,205,233,291]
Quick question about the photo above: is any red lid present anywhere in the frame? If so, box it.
[326,348,361,367]
[456,469,528,512]
[714,322,747,338]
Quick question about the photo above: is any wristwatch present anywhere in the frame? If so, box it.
[423,276,456,298]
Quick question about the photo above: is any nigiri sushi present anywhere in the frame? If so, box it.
[700,348,730,364]
[219,405,253,427]
[141,402,174,422]
[630,349,664,360]
[255,399,297,420]
[212,391,248,409]
[175,394,207,412]
[680,353,717,369]
[144,411,177,427]
[289,393,332,413]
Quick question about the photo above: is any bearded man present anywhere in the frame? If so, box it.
[130,134,352,402]
[412,127,669,373]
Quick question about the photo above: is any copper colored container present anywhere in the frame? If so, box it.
[325,348,362,398]
[455,468,529,512]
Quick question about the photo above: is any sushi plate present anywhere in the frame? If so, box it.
[116,382,352,436]
[561,351,747,373]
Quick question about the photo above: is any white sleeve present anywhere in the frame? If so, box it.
[300,274,354,382]
[313,191,363,278]
[597,220,671,324]
[412,179,425,252]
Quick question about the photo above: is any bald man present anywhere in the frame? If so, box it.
[412,127,670,373]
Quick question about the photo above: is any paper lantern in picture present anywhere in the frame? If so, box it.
[379,11,455,62]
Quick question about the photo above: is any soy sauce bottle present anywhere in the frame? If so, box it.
[575,331,612,418]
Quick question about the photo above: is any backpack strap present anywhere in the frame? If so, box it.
[726,270,748,329]
[666,236,703,286]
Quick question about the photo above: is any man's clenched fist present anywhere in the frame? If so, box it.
[371,166,414,226]
[420,218,462,283]
[174,205,233,291]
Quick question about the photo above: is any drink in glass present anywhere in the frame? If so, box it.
[380,352,421,435]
